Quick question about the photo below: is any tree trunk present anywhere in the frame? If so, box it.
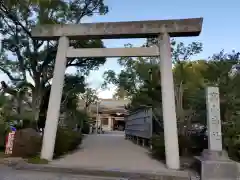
[175,81,185,135]
[32,89,43,130]
[16,96,22,115]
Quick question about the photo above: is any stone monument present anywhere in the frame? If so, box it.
[195,86,238,180]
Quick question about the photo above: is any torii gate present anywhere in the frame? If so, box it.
[31,18,203,170]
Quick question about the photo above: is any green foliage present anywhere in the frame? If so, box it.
[38,74,86,129]
[54,127,82,158]
[0,121,6,150]
[82,121,90,134]
[107,41,240,161]
[80,88,98,111]
[151,133,207,161]
[74,110,90,134]
[151,134,165,160]
[0,0,108,123]
[223,118,240,161]
[103,45,240,162]
[27,156,48,164]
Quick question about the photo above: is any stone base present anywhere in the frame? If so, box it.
[194,150,238,180]
[201,149,229,161]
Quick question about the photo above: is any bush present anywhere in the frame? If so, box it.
[82,121,90,134]
[223,121,240,161]
[0,122,6,150]
[151,133,165,160]
[54,127,82,158]
[150,132,207,160]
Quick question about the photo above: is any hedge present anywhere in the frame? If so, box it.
[54,127,82,158]
[0,122,5,151]
[0,124,83,159]
[150,132,208,161]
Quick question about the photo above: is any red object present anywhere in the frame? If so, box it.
[5,131,16,155]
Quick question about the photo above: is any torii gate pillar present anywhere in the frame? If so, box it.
[158,32,180,169]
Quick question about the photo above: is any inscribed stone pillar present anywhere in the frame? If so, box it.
[41,36,69,160]
[206,86,222,152]
[158,33,180,170]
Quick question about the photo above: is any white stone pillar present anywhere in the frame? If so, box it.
[108,116,112,131]
[98,115,102,133]
[41,36,69,160]
[206,86,222,151]
[158,33,180,169]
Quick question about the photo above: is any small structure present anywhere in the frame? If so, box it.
[95,99,128,131]
[31,18,203,170]
[78,98,129,131]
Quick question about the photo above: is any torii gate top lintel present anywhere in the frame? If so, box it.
[31,17,203,40]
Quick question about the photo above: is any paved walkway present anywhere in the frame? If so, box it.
[51,131,166,172]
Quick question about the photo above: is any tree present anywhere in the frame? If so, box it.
[170,40,203,133]
[203,50,240,122]
[102,43,160,99]
[102,39,207,147]
[0,0,108,123]
[38,73,85,129]
[104,41,240,159]
[102,39,203,107]
[80,88,98,112]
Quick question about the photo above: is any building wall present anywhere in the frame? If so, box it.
[98,115,113,131]
[78,98,128,131]
[78,98,129,114]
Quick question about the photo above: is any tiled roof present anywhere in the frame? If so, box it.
[78,98,129,113]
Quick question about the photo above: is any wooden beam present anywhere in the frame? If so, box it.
[31,18,203,40]
[66,47,159,58]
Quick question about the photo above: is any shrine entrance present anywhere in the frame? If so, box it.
[31,18,203,170]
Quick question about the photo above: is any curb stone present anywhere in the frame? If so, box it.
[13,163,192,180]
[0,157,27,167]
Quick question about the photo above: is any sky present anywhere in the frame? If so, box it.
[1,0,240,99]
[83,0,240,98]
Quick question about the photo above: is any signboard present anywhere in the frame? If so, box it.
[206,86,222,151]
[5,131,16,155]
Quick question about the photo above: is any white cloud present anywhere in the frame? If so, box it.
[97,86,116,99]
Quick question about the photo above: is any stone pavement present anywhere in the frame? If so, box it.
[51,131,166,172]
